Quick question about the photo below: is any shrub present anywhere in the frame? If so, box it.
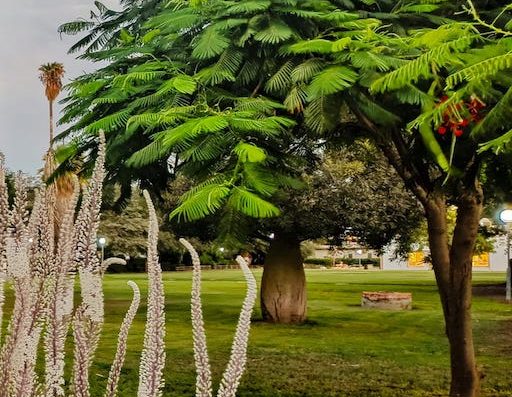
[303,258,333,266]
[0,134,256,397]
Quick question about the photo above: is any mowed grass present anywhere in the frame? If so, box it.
[8,270,512,396]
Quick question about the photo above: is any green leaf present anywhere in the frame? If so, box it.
[85,109,132,133]
[228,115,295,136]
[418,121,451,174]
[398,4,440,13]
[169,75,197,94]
[478,129,512,154]
[372,34,476,93]
[171,184,231,222]
[283,39,334,55]
[225,0,271,15]
[228,187,280,218]
[192,26,230,59]
[284,85,308,113]
[163,116,229,147]
[332,37,352,52]
[446,53,512,89]
[307,66,357,99]
[234,142,267,163]
[127,136,169,168]
[242,163,278,196]
[119,28,134,44]
[471,86,512,141]
[254,18,293,44]
[142,29,161,43]
[265,61,295,94]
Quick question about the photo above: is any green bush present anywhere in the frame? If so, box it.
[303,258,333,266]
[342,258,380,267]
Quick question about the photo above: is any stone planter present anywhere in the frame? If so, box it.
[361,291,412,310]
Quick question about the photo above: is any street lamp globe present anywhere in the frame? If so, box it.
[499,209,512,224]
[98,237,107,247]
[499,209,512,302]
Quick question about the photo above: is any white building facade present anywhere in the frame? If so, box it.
[381,236,509,271]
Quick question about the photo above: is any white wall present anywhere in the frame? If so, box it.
[382,236,508,271]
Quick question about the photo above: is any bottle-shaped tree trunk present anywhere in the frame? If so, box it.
[260,233,307,324]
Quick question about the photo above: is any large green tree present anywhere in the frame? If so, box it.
[57,0,512,395]
[293,4,512,396]
[58,0,425,326]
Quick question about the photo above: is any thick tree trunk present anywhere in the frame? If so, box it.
[260,233,307,324]
[425,188,482,397]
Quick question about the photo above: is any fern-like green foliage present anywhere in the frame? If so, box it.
[307,66,357,98]
[192,26,231,59]
[228,187,280,218]
[58,0,512,241]
[371,33,477,93]
[234,142,267,163]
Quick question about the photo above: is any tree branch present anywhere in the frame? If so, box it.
[351,106,430,206]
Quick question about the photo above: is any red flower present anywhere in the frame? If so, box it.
[438,126,447,135]
[454,128,463,137]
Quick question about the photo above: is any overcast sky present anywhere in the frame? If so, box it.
[0,0,120,174]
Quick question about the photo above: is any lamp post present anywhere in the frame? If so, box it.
[98,237,107,263]
[356,249,363,267]
[499,209,512,302]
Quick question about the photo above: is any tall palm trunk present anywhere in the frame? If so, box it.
[49,99,54,146]
[425,187,482,397]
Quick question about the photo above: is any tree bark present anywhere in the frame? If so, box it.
[49,99,54,147]
[260,233,307,324]
[425,187,482,397]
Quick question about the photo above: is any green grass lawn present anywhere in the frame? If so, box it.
[26,270,512,396]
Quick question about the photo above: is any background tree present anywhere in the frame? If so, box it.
[39,62,77,238]
[258,141,422,323]
[39,62,64,146]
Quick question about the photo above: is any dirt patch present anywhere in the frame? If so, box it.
[473,283,506,299]
[497,319,512,355]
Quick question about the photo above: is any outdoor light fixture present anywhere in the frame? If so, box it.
[98,237,107,263]
[499,209,512,224]
[356,249,363,267]
[499,209,512,302]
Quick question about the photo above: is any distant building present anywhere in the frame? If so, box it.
[381,236,508,271]
[311,242,379,263]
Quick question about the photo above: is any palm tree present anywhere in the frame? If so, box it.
[39,62,75,237]
[39,62,65,147]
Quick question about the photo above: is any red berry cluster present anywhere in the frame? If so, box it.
[436,95,486,138]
